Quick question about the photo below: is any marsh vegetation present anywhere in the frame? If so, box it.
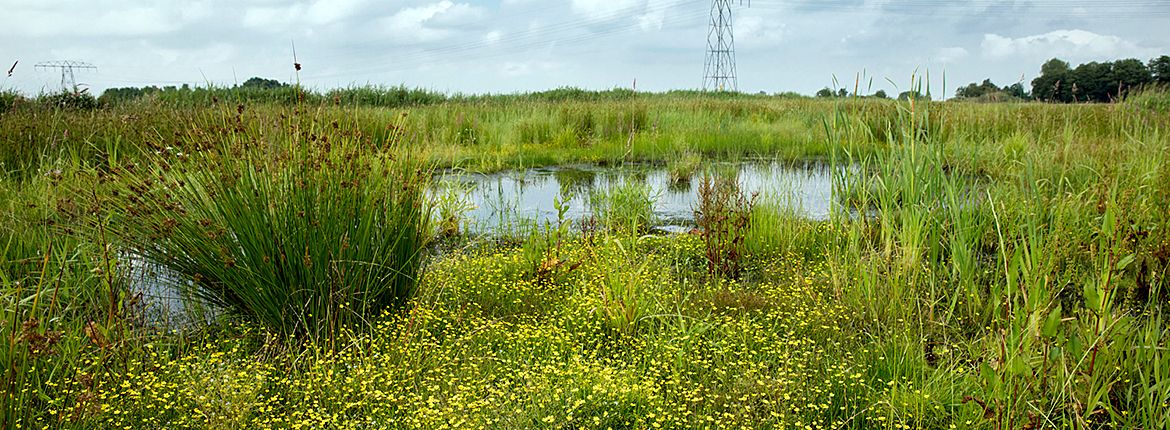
[2,87,1169,428]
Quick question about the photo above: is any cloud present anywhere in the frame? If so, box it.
[981,30,1156,60]
[736,16,786,46]
[242,0,375,30]
[381,1,482,42]
[4,0,1170,97]
[501,60,559,77]
[635,0,689,32]
[571,0,642,21]
[934,47,969,64]
[483,30,503,44]
[1,6,181,37]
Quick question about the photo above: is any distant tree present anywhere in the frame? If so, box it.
[836,88,849,98]
[816,87,834,98]
[1111,58,1153,95]
[100,85,164,103]
[1003,83,1029,99]
[956,79,1002,99]
[1151,55,1170,85]
[873,90,889,99]
[1032,58,1072,102]
[1070,61,1113,102]
[897,91,929,101]
[955,79,1030,101]
[241,77,288,89]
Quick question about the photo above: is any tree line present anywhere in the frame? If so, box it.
[100,77,288,103]
[957,55,1170,102]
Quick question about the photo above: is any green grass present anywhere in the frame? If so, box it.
[1,88,1169,428]
[589,180,657,236]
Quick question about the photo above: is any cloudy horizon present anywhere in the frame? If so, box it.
[2,0,1168,98]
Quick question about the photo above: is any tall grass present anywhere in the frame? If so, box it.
[589,181,656,235]
[745,194,835,261]
[826,81,1170,427]
[0,90,24,114]
[95,106,432,341]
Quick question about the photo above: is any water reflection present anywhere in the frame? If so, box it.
[433,160,838,233]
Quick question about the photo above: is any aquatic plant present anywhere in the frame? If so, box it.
[667,152,701,186]
[589,181,656,236]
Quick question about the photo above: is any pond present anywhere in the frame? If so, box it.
[131,160,843,325]
[432,160,839,234]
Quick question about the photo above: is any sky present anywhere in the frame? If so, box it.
[2,0,1169,98]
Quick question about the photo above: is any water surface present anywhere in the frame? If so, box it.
[433,160,837,233]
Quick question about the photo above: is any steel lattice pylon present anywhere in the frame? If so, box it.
[35,60,96,93]
[703,0,745,92]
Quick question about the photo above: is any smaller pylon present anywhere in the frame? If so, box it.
[35,61,96,93]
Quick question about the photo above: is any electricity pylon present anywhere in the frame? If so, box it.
[703,0,747,92]
[35,61,96,93]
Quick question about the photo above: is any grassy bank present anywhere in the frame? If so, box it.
[2,91,1169,428]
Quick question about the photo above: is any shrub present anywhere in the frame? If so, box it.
[39,91,98,110]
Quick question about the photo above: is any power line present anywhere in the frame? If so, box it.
[302,1,708,80]
[748,0,1170,18]
[303,3,711,81]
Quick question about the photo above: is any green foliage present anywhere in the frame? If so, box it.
[1033,56,1159,102]
[325,85,447,108]
[0,90,24,114]
[955,79,1029,101]
[1032,58,1073,102]
[666,152,701,186]
[240,77,287,89]
[897,90,931,101]
[1151,55,1170,85]
[589,181,656,235]
[39,91,98,110]
[96,108,432,340]
[1126,87,1170,113]
[745,196,835,261]
[591,237,659,335]
[432,177,476,238]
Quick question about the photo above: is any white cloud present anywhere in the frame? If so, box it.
[635,0,688,32]
[484,30,503,44]
[736,16,787,46]
[934,47,969,64]
[1,6,179,37]
[981,30,1156,60]
[242,0,373,30]
[501,60,559,77]
[382,1,481,42]
[571,0,642,21]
